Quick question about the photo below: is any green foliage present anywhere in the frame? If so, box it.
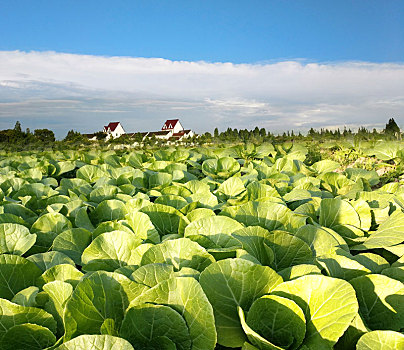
[0,140,404,349]
[34,129,55,143]
[384,117,400,136]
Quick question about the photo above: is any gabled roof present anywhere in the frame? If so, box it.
[162,119,179,130]
[105,122,120,132]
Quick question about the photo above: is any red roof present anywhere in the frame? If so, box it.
[162,119,179,130]
[149,130,172,136]
[105,122,120,132]
[172,130,191,137]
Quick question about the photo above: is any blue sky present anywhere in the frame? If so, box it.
[1,0,403,62]
[0,1,404,137]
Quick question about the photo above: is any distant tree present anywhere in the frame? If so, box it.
[14,121,22,133]
[64,129,84,142]
[384,118,400,135]
[203,132,212,143]
[259,128,266,137]
[145,134,157,146]
[214,128,219,138]
[25,128,36,143]
[112,134,132,144]
[133,133,144,143]
[34,129,55,143]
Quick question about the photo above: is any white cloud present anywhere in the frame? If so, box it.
[0,50,403,137]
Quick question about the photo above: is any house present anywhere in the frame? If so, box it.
[147,130,173,140]
[172,129,195,140]
[161,119,184,134]
[146,119,197,142]
[103,122,126,140]
[87,119,196,144]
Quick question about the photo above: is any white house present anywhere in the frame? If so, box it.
[88,119,196,143]
[161,119,184,134]
[147,130,173,140]
[172,129,195,140]
[103,122,126,140]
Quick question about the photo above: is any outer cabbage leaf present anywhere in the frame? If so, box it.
[353,210,404,250]
[27,251,75,272]
[82,231,143,271]
[239,295,306,350]
[184,216,243,248]
[37,263,84,288]
[42,281,73,336]
[199,258,283,347]
[235,201,302,233]
[264,230,313,270]
[319,198,361,229]
[356,330,404,350]
[128,263,175,287]
[311,160,340,173]
[130,276,216,350]
[202,157,240,179]
[217,177,246,197]
[317,249,371,280]
[278,264,322,281]
[11,286,39,307]
[0,323,56,350]
[0,254,42,300]
[295,224,349,257]
[0,223,36,255]
[30,212,72,253]
[231,226,275,266]
[52,228,92,265]
[381,266,404,283]
[350,274,404,331]
[64,271,148,340]
[76,165,108,183]
[125,211,160,243]
[56,334,134,350]
[0,298,57,339]
[140,203,185,236]
[272,275,358,349]
[91,199,128,224]
[140,238,215,271]
[121,304,191,350]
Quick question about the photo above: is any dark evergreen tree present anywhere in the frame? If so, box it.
[384,118,400,135]
[64,130,84,142]
[14,121,22,133]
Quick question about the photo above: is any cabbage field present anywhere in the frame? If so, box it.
[0,141,404,350]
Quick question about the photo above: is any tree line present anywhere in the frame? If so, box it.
[0,118,401,150]
[0,121,55,146]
